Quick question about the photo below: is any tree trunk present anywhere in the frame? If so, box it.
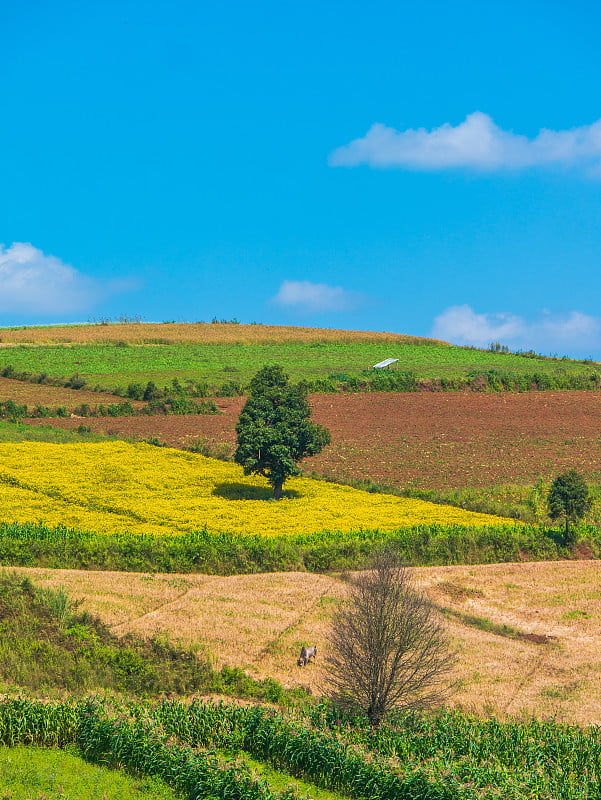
[273,481,283,500]
[367,706,382,728]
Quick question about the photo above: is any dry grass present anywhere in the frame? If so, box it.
[9,561,601,724]
[0,322,444,347]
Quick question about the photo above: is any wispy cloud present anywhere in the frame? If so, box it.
[271,280,366,313]
[432,304,601,355]
[329,112,601,175]
[0,242,135,315]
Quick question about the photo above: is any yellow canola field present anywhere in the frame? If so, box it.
[0,441,517,537]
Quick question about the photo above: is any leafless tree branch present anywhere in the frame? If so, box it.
[324,549,456,726]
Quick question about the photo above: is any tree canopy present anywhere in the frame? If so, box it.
[234,365,330,499]
[547,469,592,544]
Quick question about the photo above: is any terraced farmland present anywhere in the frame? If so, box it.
[15,559,601,726]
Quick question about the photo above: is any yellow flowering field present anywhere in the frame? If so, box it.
[0,441,517,537]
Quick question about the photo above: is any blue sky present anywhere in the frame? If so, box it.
[1,0,601,357]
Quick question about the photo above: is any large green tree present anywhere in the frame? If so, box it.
[547,469,592,545]
[234,365,330,499]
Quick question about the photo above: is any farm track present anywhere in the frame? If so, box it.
[22,390,601,489]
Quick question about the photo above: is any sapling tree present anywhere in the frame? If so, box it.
[547,469,592,545]
[234,365,330,499]
[325,549,456,727]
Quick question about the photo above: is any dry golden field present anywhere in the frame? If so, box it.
[12,560,601,726]
[0,321,440,346]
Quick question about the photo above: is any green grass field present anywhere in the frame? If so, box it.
[0,746,177,799]
[0,340,597,391]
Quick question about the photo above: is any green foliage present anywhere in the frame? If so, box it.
[240,753,348,800]
[0,419,108,444]
[154,700,601,799]
[1,697,601,798]
[0,700,297,800]
[234,366,331,498]
[0,520,596,575]
[547,470,593,544]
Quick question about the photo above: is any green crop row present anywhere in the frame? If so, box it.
[153,699,601,798]
[0,520,596,574]
[0,699,297,800]
[2,693,601,798]
[1,340,598,393]
[305,704,601,798]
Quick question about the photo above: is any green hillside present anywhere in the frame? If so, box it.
[0,336,598,393]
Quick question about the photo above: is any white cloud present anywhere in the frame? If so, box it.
[432,304,601,355]
[271,280,365,313]
[0,242,132,315]
[329,112,601,174]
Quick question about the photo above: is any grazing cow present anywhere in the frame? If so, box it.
[297,645,317,666]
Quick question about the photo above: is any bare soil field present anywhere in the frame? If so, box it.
[0,321,433,346]
[23,390,601,489]
[11,560,601,725]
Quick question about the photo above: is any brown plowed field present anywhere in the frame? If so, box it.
[22,390,601,490]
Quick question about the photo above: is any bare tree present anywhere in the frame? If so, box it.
[325,549,456,727]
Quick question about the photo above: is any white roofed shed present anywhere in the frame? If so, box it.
[372,358,399,369]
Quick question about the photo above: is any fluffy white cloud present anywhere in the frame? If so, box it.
[271,280,365,313]
[0,242,131,315]
[329,112,601,174]
[432,304,601,355]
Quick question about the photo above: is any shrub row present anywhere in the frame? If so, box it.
[0,368,218,413]
[0,521,595,574]
[0,397,216,420]
[5,361,600,400]
[1,365,102,391]
[320,369,601,394]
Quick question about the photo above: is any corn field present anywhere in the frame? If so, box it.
[1,697,600,798]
